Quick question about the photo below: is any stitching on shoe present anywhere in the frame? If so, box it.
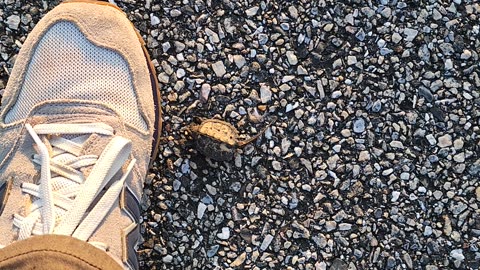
[30,102,118,116]
[0,124,24,170]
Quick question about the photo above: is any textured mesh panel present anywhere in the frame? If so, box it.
[5,22,147,130]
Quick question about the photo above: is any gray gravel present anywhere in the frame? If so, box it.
[1,0,480,269]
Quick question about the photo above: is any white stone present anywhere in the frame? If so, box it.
[331,90,342,99]
[200,84,211,103]
[432,8,444,21]
[325,221,337,232]
[382,168,394,176]
[197,202,207,219]
[233,55,246,68]
[433,190,443,200]
[445,59,453,70]
[345,13,354,25]
[150,15,160,26]
[288,6,298,19]
[461,49,472,59]
[332,58,343,69]
[437,134,452,148]
[258,34,268,45]
[332,145,341,152]
[314,193,325,203]
[245,6,259,16]
[260,84,272,103]
[297,65,308,75]
[217,227,230,240]
[453,138,464,149]
[392,32,402,43]
[162,42,171,52]
[425,134,436,145]
[391,191,400,202]
[347,56,357,65]
[170,9,182,17]
[7,15,20,30]
[174,41,185,52]
[280,22,290,31]
[286,51,298,65]
[338,223,352,231]
[282,75,295,83]
[390,141,404,149]
[453,153,465,162]
[424,226,433,236]
[358,151,370,162]
[272,161,282,171]
[377,39,386,48]
[450,249,464,261]
[353,118,365,133]
[260,234,274,251]
[158,73,169,84]
[323,23,334,32]
[176,68,185,78]
[212,61,226,77]
[400,172,410,180]
[316,262,327,270]
[285,103,297,113]
[205,28,220,43]
[162,255,173,263]
[403,28,418,42]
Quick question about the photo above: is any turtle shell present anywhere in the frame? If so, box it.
[191,119,239,161]
[195,135,235,161]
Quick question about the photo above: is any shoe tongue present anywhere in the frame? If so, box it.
[27,101,123,138]
[78,133,111,157]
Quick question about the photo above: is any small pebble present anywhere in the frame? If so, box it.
[391,191,400,202]
[233,55,246,68]
[197,202,207,219]
[437,134,452,148]
[162,255,173,263]
[353,118,366,133]
[245,6,259,16]
[260,234,274,251]
[212,61,226,77]
[286,51,298,65]
[403,28,418,41]
[6,15,21,30]
[217,227,230,240]
[150,15,160,26]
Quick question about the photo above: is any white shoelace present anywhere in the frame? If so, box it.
[13,123,136,250]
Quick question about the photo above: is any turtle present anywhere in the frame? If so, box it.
[188,118,274,161]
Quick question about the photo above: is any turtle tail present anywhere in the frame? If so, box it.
[237,116,277,148]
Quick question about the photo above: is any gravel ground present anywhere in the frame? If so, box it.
[1,0,480,269]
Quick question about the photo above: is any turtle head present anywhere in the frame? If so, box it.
[185,123,201,140]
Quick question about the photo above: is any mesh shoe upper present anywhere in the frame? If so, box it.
[5,21,148,131]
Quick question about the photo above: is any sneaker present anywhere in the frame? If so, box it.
[0,1,161,269]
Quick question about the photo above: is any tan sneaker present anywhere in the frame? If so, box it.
[0,1,161,269]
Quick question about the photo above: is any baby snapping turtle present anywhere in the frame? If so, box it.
[189,118,273,161]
